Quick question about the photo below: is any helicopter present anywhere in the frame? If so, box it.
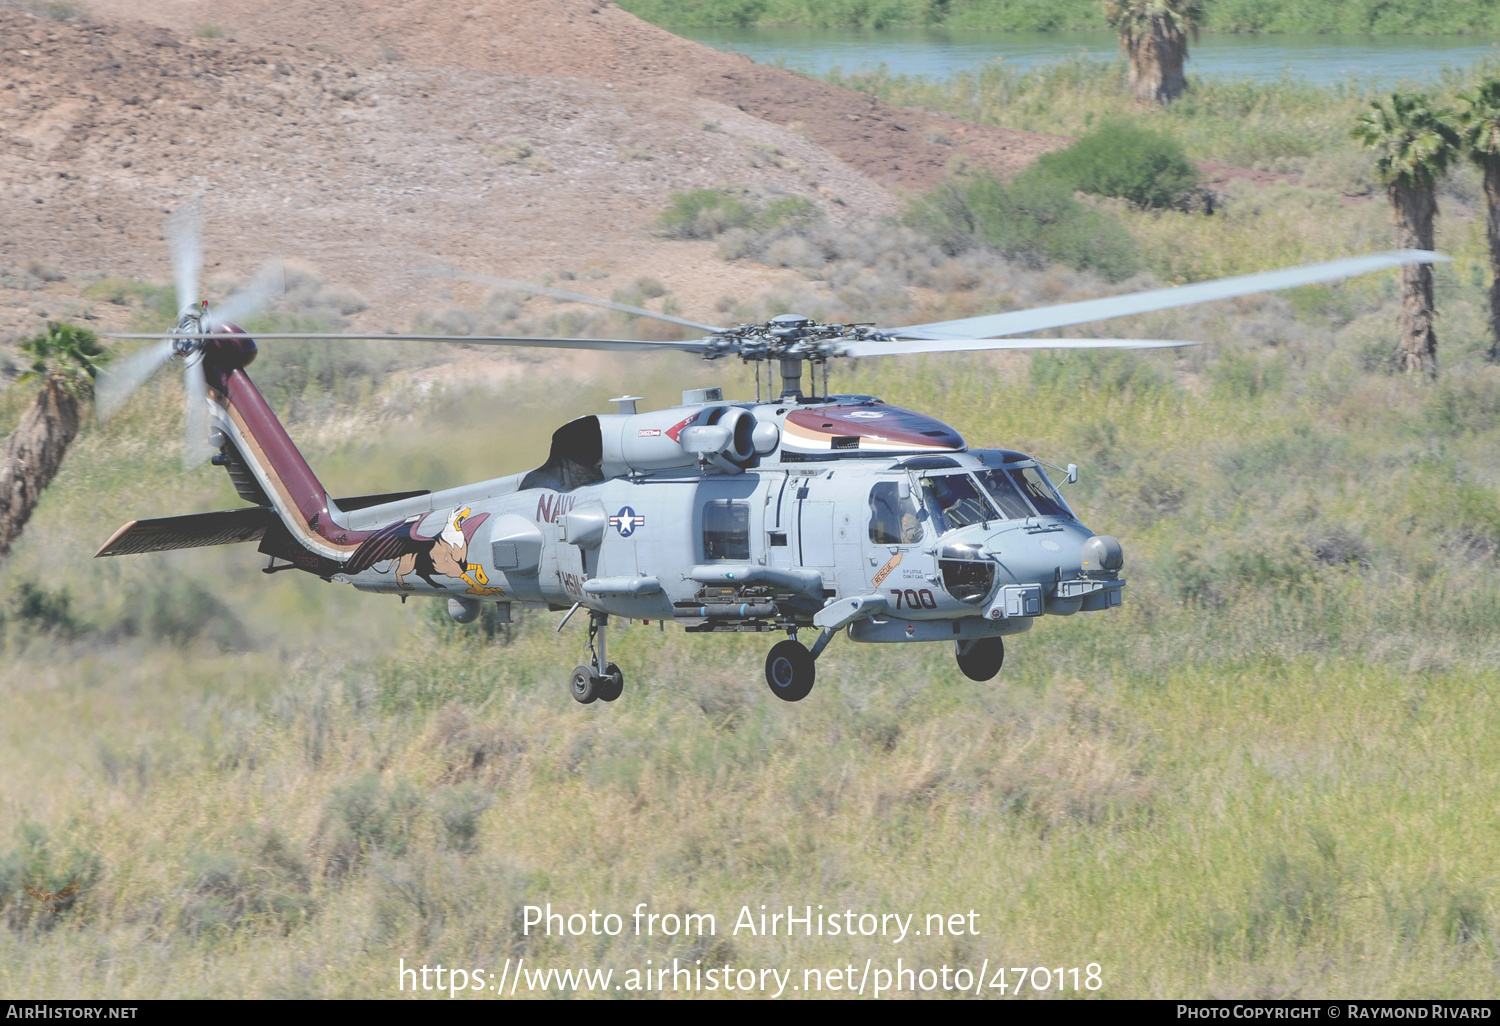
[91,207,1444,704]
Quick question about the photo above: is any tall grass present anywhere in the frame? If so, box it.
[621,0,1500,33]
[3,268,1500,994]
[829,57,1500,169]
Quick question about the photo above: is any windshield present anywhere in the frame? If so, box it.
[974,468,1037,520]
[919,474,998,534]
[1010,466,1073,518]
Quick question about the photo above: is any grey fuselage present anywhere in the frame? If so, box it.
[325,394,1125,643]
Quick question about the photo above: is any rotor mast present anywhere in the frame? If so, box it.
[778,357,804,399]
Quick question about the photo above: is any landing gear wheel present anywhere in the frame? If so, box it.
[765,639,816,702]
[597,663,624,703]
[955,637,1005,682]
[570,664,601,704]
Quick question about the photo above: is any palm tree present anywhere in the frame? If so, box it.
[0,322,107,558]
[1457,79,1500,362]
[1353,93,1462,378]
[1102,0,1205,105]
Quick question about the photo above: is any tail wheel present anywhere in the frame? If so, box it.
[598,663,624,703]
[570,665,600,704]
[955,637,1005,682]
[765,640,816,702]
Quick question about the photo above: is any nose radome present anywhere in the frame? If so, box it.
[1081,534,1124,572]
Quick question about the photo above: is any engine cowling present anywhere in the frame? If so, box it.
[600,405,761,476]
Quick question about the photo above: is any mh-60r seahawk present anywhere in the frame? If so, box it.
[93,209,1443,704]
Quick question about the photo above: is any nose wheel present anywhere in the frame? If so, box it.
[569,613,625,705]
[765,639,816,702]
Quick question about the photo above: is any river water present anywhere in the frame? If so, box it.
[677,27,1500,87]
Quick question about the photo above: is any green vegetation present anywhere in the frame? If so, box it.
[829,58,1383,168]
[657,186,821,240]
[1455,81,1500,356]
[0,322,108,558]
[621,0,1500,33]
[905,169,1143,279]
[1353,91,1463,376]
[1033,120,1201,208]
[1103,0,1204,104]
[14,322,106,397]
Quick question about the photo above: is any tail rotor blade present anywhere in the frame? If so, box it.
[96,338,174,423]
[167,201,203,316]
[205,259,284,329]
[183,360,214,470]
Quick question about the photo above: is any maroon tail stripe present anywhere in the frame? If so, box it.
[223,368,330,523]
[217,366,384,552]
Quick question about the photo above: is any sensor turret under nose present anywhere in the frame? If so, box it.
[1082,534,1124,572]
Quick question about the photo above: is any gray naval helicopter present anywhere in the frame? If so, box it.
[94,208,1443,704]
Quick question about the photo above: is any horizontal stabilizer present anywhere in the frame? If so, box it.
[95,507,275,557]
[332,489,431,512]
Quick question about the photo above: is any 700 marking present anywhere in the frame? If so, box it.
[889,588,937,610]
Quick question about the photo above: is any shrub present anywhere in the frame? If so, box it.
[5,582,85,640]
[117,580,251,652]
[1246,845,1344,954]
[657,189,821,241]
[657,188,755,240]
[323,774,423,874]
[0,821,102,931]
[1030,348,1169,396]
[1033,121,1201,210]
[436,783,493,852]
[1209,350,1287,401]
[1424,370,1500,436]
[178,832,314,937]
[906,171,1140,281]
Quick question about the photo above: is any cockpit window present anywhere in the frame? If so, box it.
[919,474,997,534]
[1010,466,1073,519]
[974,468,1037,520]
[869,481,922,545]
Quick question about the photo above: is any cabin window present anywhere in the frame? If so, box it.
[704,500,750,560]
[868,481,922,545]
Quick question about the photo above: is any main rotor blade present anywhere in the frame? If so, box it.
[840,337,1198,357]
[891,250,1449,341]
[101,331,717,354]
[96,338,174,423]
[421,266,726,334]
[167,202,203,315]
[206,259,285,329]
[182,360,214,470]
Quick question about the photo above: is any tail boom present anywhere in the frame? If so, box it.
[210,363,361,562]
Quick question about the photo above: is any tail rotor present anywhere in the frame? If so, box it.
[95,204,282,469]
[181,351,215,470]
[167,201,202,318]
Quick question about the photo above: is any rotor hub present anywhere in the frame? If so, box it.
[707,316,891,365]
[172,303,209,360]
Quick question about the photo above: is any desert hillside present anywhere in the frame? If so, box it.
[0,0,1064,347]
